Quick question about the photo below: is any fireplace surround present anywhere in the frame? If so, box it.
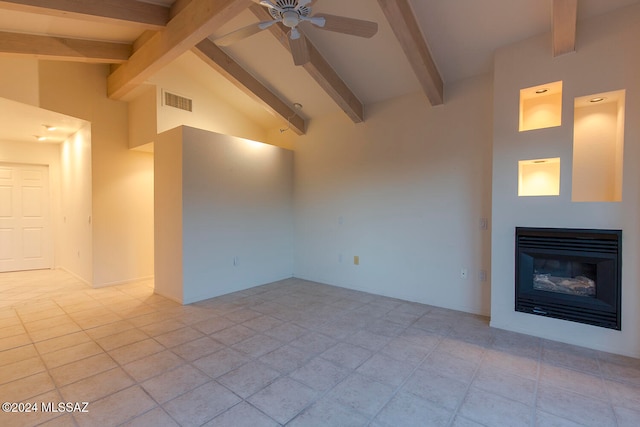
[515,227,622,330]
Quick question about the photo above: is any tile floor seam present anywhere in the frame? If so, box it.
[540,365,616,406]
[596,357,625,425]
[529,333,544,427]
[7,307,53,393]
[443,331,497,427]
[356,322,447,426]
[112,404,166,427]
[243,401,282,426]
[106,384,162,426]
[191,356,288,414]
[108,335,168,365]
[254,373,325,424]
[48,353,119,390]
[141,369,213,407]
[245,320,389,424]
[62,336,175,402]
[310,309,444,425]
[535,386,619,427]
[276,368,356,425]
[536,345,620,427]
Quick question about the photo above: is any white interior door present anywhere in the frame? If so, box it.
[0,163,52,272]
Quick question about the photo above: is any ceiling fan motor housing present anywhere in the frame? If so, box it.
[268,0,312,23]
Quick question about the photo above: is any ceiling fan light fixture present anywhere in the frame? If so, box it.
[282,10,300,28]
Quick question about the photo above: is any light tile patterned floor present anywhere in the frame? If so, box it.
[1,269,639,426]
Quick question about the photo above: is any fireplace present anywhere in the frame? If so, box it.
[515,227,622,330]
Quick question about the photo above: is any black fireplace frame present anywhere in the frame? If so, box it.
[515,227,622,330]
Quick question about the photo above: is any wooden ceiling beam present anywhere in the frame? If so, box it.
[193,39,306,135]
[376,0,443,106]
[249,3,364,123]
[107,0,251,100]
[0,30,131,63]
[169,0,194,19]
[552,0,577,57]
[0,0,170,29]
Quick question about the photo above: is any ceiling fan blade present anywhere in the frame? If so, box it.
[289,34,310,66]
[305,16,325,26]
[313,14,378,38]
[214,20,277,46]
[259,0,283,12]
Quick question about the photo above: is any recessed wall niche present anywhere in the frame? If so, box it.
[518,158,560,197]
[519,81,563,131]
[572,90,625,202]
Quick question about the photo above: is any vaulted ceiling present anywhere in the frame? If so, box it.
[0,0,638,141]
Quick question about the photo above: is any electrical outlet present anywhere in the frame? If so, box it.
[479,270,487,282]
[480,218,488,230]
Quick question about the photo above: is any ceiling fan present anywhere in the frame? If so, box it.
[214,0,378,65]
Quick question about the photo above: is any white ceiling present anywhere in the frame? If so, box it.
[1,0,638,144]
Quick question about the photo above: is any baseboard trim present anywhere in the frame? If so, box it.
[92,275,155,288]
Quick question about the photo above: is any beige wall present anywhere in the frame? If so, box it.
[155,127,294,304]
[265,126,298,151]
[491,4,640,357]
[149,61,268,144]
[0,57,39,106]
[293,75,494,315]
[154,127,184,302]
[128,85,157,150]
[38,61,154,287]
[58,125,93,283]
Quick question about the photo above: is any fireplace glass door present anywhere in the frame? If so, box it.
[515,227,621,330]
[532,258,596,297]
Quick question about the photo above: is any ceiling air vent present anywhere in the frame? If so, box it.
[163,90,192,112]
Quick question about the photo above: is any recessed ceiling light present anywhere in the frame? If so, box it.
[535,89,548,94]
[590,97,606,103]
[35,135,47,141]
[44,125,56,131]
